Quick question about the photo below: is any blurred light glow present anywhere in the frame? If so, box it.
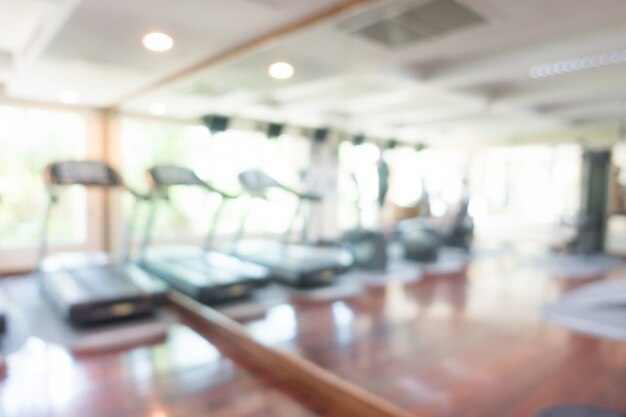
[268,62,295,79]
[143,32,173,52]
[247,304,297,345]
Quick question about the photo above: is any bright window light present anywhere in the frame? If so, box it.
[0,105,87,247]
[149,102,167,116]
[58,90,79,104]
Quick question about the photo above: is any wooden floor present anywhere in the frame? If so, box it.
[2,252,626,417]
[234,254,626,417]
[0,321,327,417]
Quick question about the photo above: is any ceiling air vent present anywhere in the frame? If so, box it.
[357,19,428,48]
[350,0,486,48]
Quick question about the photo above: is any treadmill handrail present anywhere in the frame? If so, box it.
[146,164,239,199]
[38,160,146,269]
[238,170,321,201]
[234,170,321,248]
[140,164,238,257]
[43,160,147,198]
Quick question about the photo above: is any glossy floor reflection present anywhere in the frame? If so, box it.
[237,254,626,417]
[0,324,323,417]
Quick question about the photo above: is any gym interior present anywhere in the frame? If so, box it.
[0,1,625,416]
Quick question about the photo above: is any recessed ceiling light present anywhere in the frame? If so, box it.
[149,102,167,116]
[142,32,174,52]
[58,90,79,104]
[268,61,294,79]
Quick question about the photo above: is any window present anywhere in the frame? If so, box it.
[468,144,582,246]
[337,141,381,230]
[470,144,582,224]
[410,149,467,217]
[0,106,87,248]
[337,143,469,230]
[120,119,215,241]
[119,117,311,243]
[387,146,423,208]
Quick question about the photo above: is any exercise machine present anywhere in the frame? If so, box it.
[38,161,167,326]
[139,165,269,303]
[399,185,473,261]
[342,172,388,271]
[565,149,610,254]
[406,197,473,247]
[234,170,353,287]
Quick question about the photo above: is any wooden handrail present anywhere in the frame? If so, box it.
[170,291,416,417]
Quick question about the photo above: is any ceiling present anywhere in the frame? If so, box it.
[2,0,626,145]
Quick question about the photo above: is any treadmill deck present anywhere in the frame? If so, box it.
[40,262,167,325]
[234,240,353,287]
[141,248,269,304]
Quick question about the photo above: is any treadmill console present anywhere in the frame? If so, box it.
[238,170,280,193]
[48,161,122,187]
[239,170,320,201]
[149,165,204,187]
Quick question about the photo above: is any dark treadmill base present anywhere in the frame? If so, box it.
[270,266,349,288]
[140,262,264,306]
[2,276,167,353]
[62,297,161,327]
[155,272,258,305]
[195,280,260,304]
[234,242,353,288]
[40,266,167,326]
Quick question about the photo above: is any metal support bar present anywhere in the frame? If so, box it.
[36,195,56,270]
[119,193,143,262]
[203,195,226,253]
[139,192,160,260]
[282,198,303,245]
[300,200,313,244]
[231,196,254,254]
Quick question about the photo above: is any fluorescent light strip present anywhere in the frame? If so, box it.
[529,48,626,79]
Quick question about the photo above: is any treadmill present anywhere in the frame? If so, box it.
[38,161,167,326]
[233,170,353,287]
[138,165,269,304]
